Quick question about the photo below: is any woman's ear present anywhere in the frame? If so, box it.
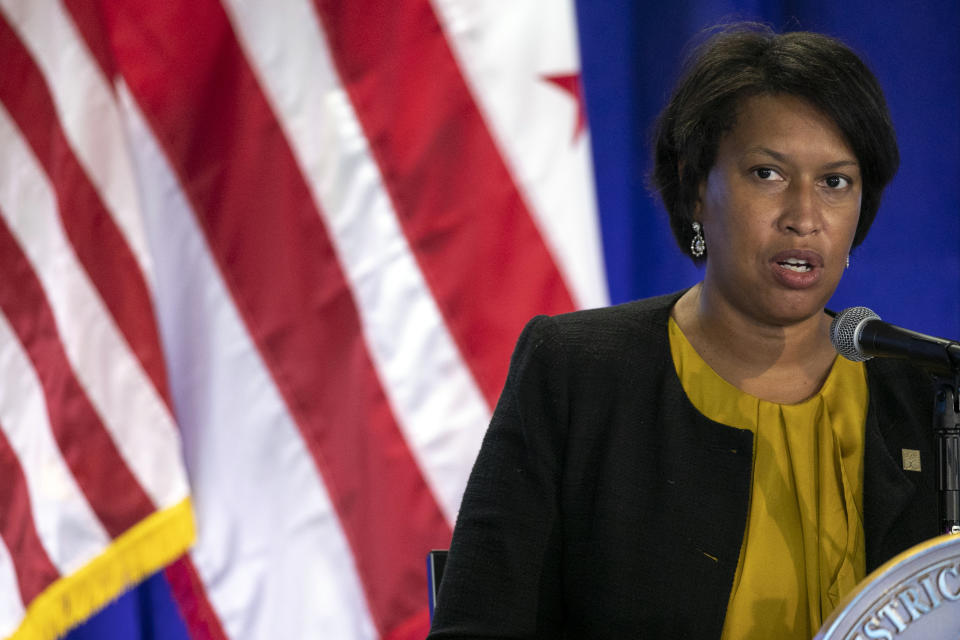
[679,159,706,219]
[695,177,706,219]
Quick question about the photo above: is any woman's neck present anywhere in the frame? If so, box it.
[671,283,839,404]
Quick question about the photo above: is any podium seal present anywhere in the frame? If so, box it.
[816,533,960,639]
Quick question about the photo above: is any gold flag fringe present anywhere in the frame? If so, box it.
[8,498,196,640]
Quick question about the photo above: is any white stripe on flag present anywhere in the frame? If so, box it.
[0,0,155,287]
[430,0,608,310]
[0,102,187,512]
[116,82,378,640]
[0,537,24,638]
[0,310,110,573]
[221,0,493,525]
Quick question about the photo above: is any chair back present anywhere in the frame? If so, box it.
[426,549,448,621]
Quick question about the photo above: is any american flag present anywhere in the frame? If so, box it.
[0,1,606,638]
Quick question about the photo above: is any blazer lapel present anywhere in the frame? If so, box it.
[862,359,939,572]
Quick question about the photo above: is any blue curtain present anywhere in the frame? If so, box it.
[68,1,960,638]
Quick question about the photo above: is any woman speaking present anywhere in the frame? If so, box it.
[427,23,937,639]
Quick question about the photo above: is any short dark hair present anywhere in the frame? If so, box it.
[652,23,899,263]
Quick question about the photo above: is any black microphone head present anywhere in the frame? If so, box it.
[830,306,881,362]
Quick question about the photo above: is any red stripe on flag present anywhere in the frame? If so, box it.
[0,212,155,538]
[101,2,451,635]
[0,14,172,409]
[0,422,59,604]
[61,0,117,83]
[316,1,577,406]
[162,556,229,640]
[386,607,432,640]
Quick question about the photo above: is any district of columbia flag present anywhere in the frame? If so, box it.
[0,1,607,638]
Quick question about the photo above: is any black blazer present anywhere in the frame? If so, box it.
[429,292,937,639]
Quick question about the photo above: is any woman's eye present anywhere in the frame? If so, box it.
[753,167,781,181]
[824,175,851,189]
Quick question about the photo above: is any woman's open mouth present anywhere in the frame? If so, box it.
[770,250,824,288]
[778,257,813,273]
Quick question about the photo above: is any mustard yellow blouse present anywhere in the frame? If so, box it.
[667,317,868,639]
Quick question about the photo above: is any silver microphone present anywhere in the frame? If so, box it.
[830,306,960,375]
[829,306,878,362]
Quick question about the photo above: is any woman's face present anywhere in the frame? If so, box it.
[697,93,862,327]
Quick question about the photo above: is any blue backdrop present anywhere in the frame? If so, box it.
[68,2,960,638]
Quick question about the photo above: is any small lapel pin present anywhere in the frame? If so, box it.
[902,449,921,472]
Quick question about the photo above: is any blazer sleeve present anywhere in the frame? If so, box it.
[428,315,569,639]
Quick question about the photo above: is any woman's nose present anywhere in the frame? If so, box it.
[779,181,822,236]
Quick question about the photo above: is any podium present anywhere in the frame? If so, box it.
[816,533,960,638]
